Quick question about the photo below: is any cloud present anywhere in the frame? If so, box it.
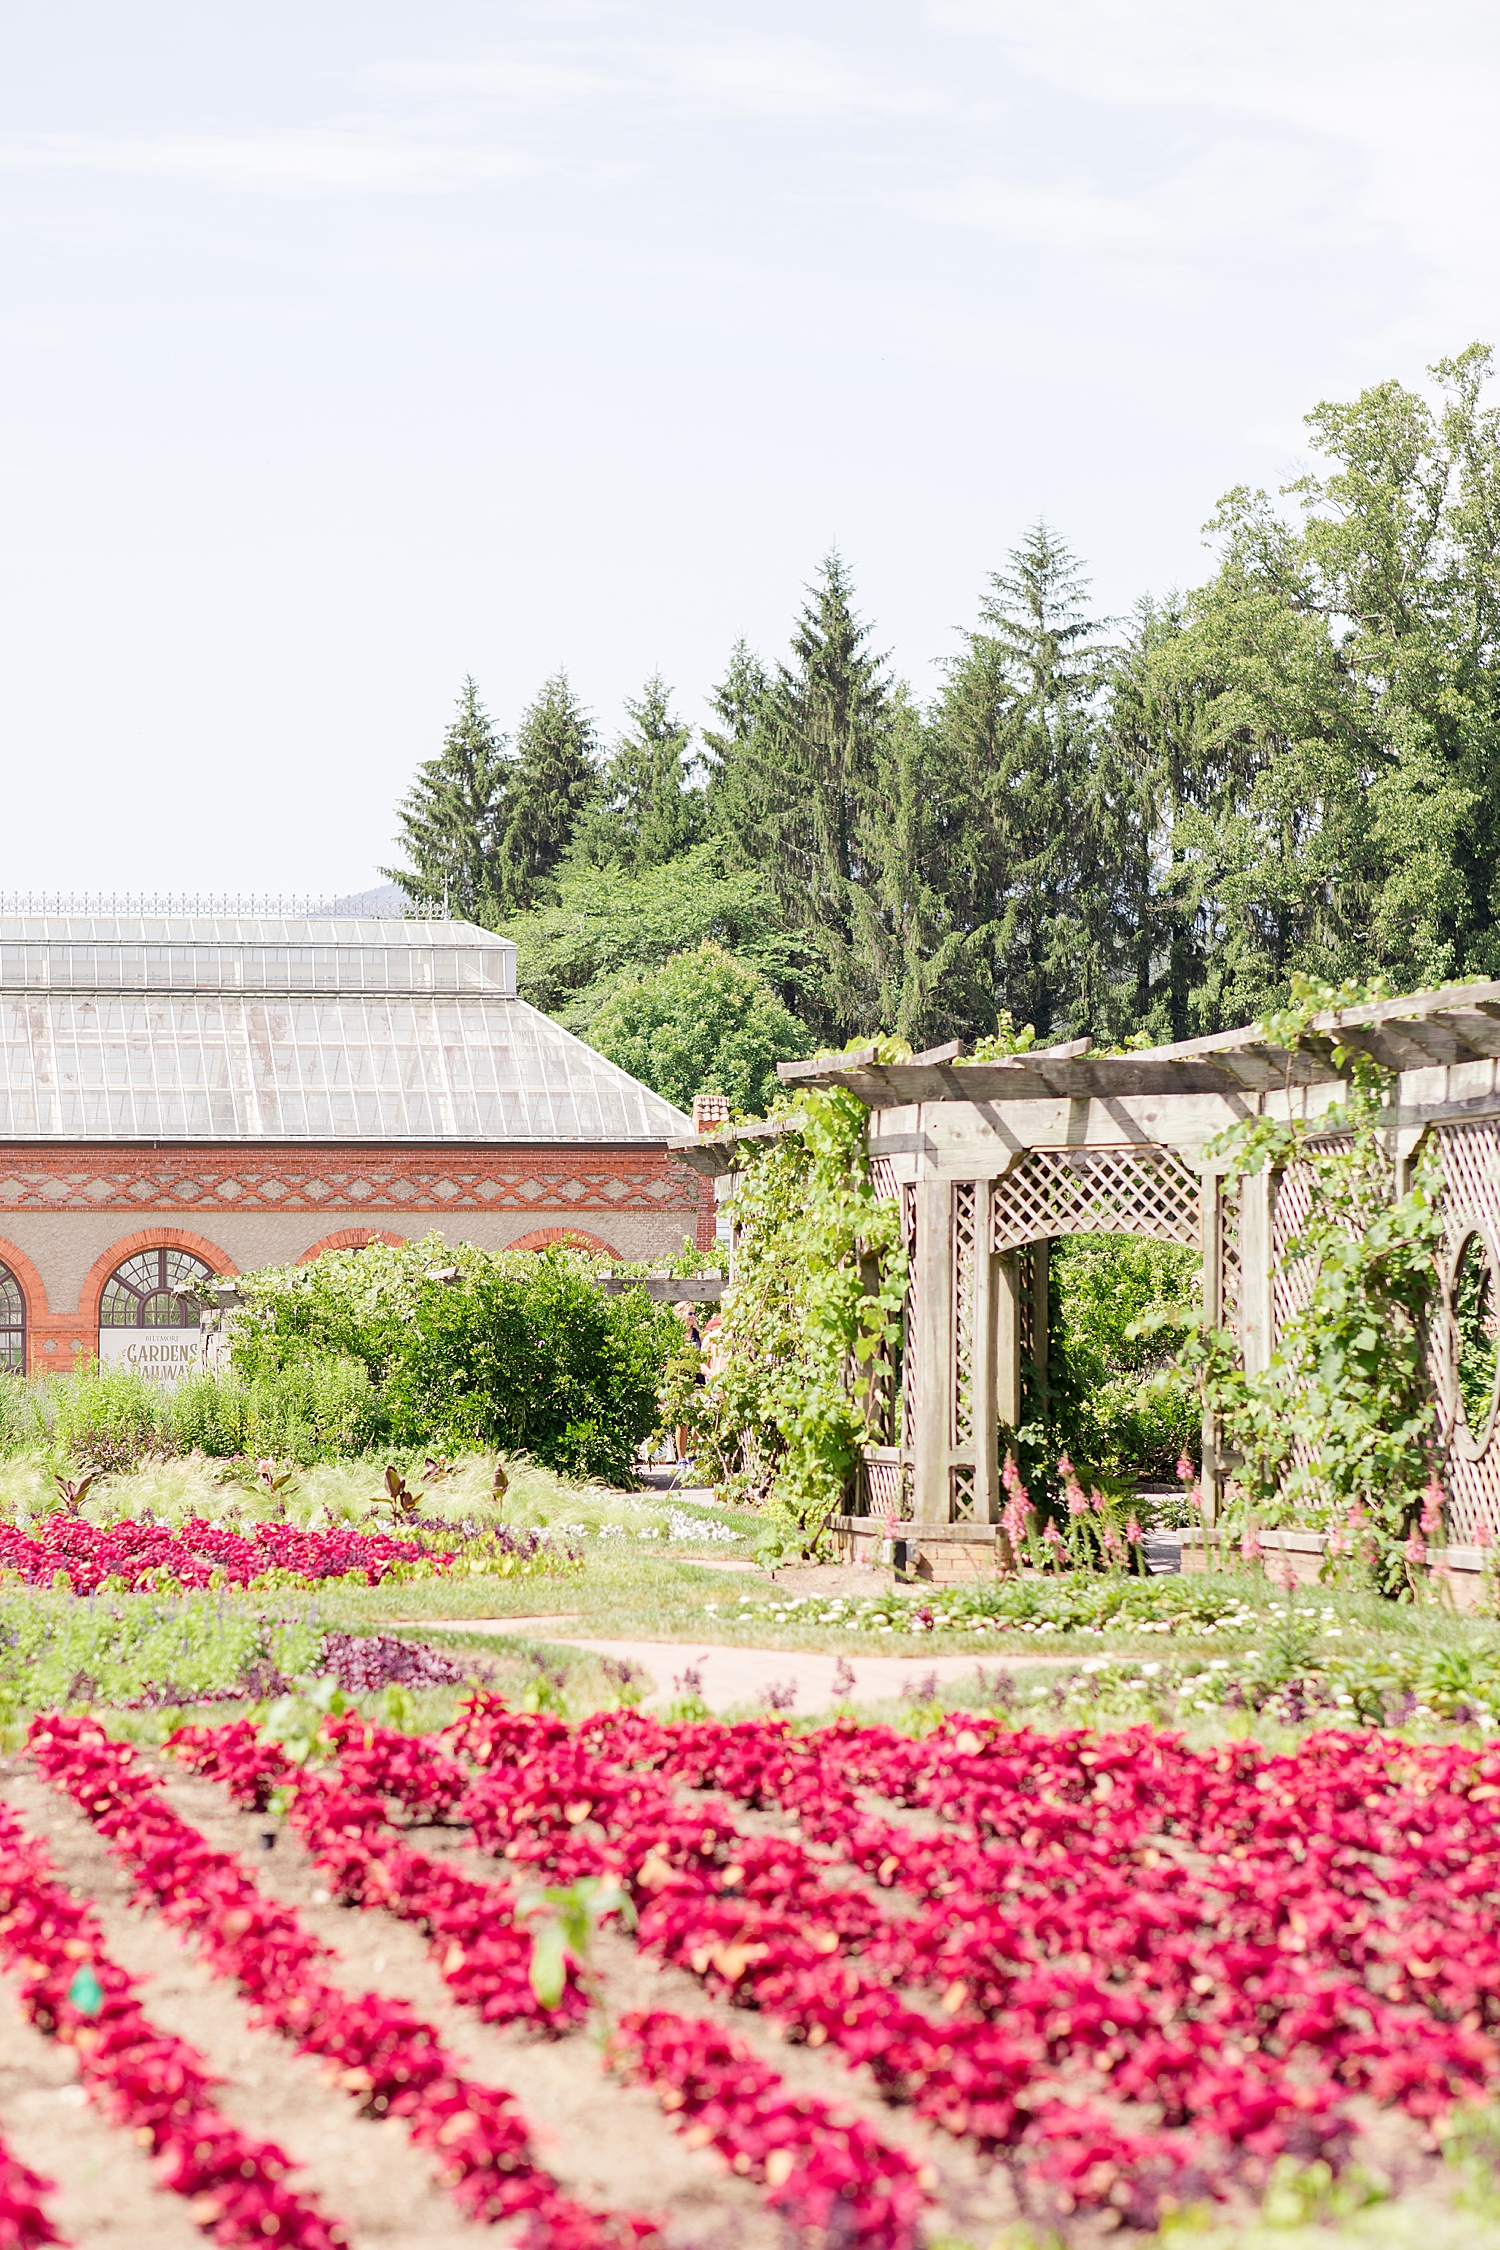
[930,0,1500,321]
[933,136,1348,254]
[0,127,530,196]
[0,27,938,201]
[389,34,942,124]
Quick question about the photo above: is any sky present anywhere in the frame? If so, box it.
[2,0,1498,899]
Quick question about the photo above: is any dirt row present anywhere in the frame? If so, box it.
[0,1747,1019,2248]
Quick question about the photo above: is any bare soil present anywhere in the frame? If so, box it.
[0,1744,1457,2250]
[0,1751,1002,2246]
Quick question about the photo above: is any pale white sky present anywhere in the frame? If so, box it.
[1,1,1496,895]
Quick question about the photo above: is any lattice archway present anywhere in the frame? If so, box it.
[990,1145,1202,1254]
[892,1145,1212,1527]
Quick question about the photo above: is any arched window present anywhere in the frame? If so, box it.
[0,1265,25,1371]
[99,1248,216,1329]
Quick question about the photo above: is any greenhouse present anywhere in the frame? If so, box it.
[0,914,701,1376]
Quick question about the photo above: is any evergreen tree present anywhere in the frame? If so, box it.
[1105,599,1206,1042]
[381,678,510,922]
[847,688,994,1047]
[934,524,1124,1042]
[497,671,599,911]
[572,674,702,870]
[723,555,891,1040]
[702,638,770,817]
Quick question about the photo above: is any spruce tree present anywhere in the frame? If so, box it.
[702,638,769,809]
[934,524,1123,1041]
[725,555,891,1039]
[573,675,702,869]
[498,671,599,910]
[381,678,511,922]
[850,689,998,1047]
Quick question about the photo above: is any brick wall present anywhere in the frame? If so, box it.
[0,1141,704,1371]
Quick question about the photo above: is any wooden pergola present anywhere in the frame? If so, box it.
[678,980,1500,1544]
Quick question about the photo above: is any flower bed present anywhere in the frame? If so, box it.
[171,1716,932,2249]
[28,1717,653,2249]
[385,1699,1500,2223]
[736,1575,1266,1637]
[0,1516,452,1595]
[0,2146,61,2250]
[28,1694,1500,2240]
[0,1792,346,2247]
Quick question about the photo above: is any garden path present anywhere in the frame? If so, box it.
[413,1624,1079,1712]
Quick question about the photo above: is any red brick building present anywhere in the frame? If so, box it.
[0,914,704,1377]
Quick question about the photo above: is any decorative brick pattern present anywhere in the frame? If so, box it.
[0,1145,698,1216]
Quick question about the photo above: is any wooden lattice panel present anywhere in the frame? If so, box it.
[1219,1183,1242,1333]
[949,1463,977,1523]
[1270,1163,1317,1334]
[1270,1139,1358,1340]
[900,1183,918,1458]
[951,1182,977,1450]
[857,1450,911,1520]
[991,1146,1200,1253]
[1017,1243,1037,1370]
[870,1156,898,1203]
[1432,1121,1500,1542]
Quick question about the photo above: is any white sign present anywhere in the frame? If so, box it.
[97,1328,202,1388]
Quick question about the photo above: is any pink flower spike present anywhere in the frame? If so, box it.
[1126,1515,1142,1545]
[1420,1479,1445,1538]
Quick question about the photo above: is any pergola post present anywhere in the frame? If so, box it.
[972,1209,1000,1521]
[1238,1168,1274,1377]
[1031,1240,1050,1382]
[995,1251,1023,1431]
[912,1177,952,1524]
[1199,1170,1224,1525]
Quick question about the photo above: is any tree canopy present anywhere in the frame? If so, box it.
[584,941,811,1114]
[385,344,1500,1106]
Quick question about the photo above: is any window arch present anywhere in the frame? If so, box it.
[0,1264,24,1371]
[99,1247,217,1330]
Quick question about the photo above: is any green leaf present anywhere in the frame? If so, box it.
[528,1922,568,2010]
[67,1965,103,2017]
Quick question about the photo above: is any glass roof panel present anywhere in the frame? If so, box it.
[0,915,516,995]
[0,918,688,1143]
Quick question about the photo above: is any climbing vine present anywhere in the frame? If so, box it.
[693,1048,909,1561]
[1157,977,1446,1595]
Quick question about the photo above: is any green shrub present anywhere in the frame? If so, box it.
[0,1375,41,1458]
[231,1235,680,1484]
[169,1358,387,1463]
[1040,1233,1200,1490]
[584,941,811,1114]
[47,1364,171,1473]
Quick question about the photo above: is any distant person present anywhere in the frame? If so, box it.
[672,1298,702,1466]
